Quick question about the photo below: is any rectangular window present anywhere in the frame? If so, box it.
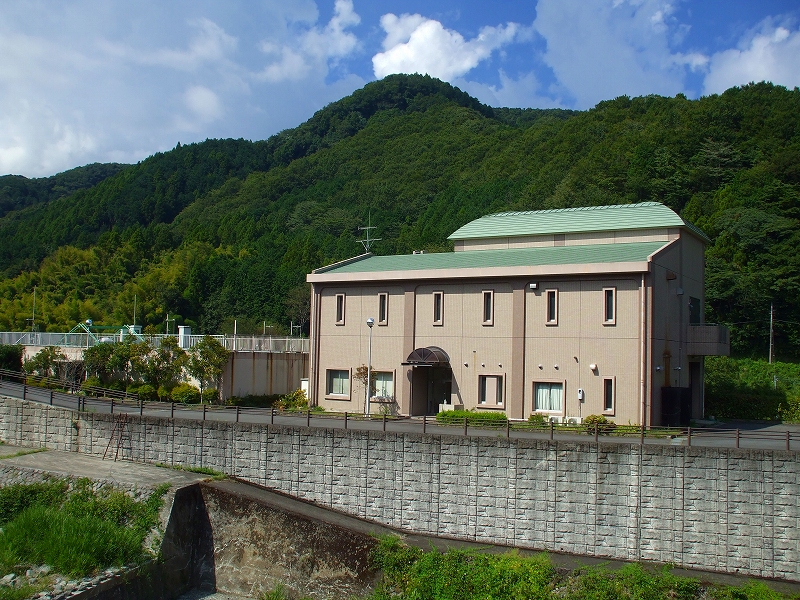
[433,291,444,325]
[479,375,503,405]
[545,289,558,325]
[534,382,563,412]
[482,290,494,325]
[689,296,702,324]
[335,294,345,325]
[326,369,349,396]
[603,377,615,413]
[374,371,394,398]
[603,287,616,325]
[378,292,389,325]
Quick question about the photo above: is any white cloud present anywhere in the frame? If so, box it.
[457,71,568,109]
[184,86,223,122]
[256,0,360,82]
[703,23,800,94]
[532,0,706,108]
[372,14,518,81]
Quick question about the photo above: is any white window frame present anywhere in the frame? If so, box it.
[326,368,350,398]
[478,374,503,406]
[378,292,389,326]
[482,290,494,326]
[433,291,444,326]
[545,289,558,325]
[373,371,394,399]
[335,293,346,326]
[603,376,615,415]
[533,380,565,414]
[603,287,616,325]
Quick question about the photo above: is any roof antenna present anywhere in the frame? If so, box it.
[358,212,381,253]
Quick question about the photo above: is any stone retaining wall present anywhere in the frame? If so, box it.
[1,397,798,582]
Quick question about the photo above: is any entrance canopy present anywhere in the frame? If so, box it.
[402,346,450,367]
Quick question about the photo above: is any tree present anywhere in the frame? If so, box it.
[131,337,187,392]
[83,343,115,384]
[284,284,311,334]
[0,345,23,371]
[24,346,66,379]
[187,336,229,403]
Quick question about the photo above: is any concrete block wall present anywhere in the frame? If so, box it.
[1,396,798,582]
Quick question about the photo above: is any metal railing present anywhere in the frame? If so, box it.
[0,332,309,353]
[0,380,796,452]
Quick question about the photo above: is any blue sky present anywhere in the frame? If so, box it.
[1,0,798,177]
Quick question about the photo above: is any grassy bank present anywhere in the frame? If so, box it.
[0,479,169,599]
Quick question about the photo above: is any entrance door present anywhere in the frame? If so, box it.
[411,367,452,416]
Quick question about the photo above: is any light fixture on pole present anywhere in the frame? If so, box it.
[365,317,374,416]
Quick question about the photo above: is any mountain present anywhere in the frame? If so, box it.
[0,75,798,359]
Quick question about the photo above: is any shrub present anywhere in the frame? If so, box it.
[584,414,615,434]
[0,344,23,371]
[435,409,507,425]
[528,413,547,426]
[201,388,219,404]
[171,383,201,404]
[275,388,309,411]
[81,376,102,392]
[134,384,157,402]
[226,393,282,407]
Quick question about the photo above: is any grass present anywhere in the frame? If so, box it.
[366,536,800,600]
[154,462,227,480]
[0,448,48,460]
[436,410,508,425]
[0,479,169,579]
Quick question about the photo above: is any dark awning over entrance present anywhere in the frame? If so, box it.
[402,346,450,367]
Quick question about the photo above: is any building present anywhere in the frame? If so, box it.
[306,202,729,426]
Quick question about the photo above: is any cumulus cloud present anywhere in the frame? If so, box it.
[532,0,706,108]
[372,14,518,81]
[184,86,224,122]
[703,22,800,94]
[256,0,360,82]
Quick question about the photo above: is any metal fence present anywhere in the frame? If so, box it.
[0,332,309,353]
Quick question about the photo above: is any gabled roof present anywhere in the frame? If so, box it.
[308,240,670,282]
[448,202,709,242]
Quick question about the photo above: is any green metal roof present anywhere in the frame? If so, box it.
[313,241,668,275]
[448,202,708,241]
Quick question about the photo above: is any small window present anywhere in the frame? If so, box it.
[433,291,444,325]
[326,369,349,396]
[479,375,503,405]
[378,293,389,325]
[534,382,563,412]
[603,287,616,325]
[545,289,558,325]
[335,294,345,325]
[482,290,494,326]
[374,371,394,398]
[689,296,702,324]
[603,377,615,413]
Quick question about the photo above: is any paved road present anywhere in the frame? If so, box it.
[2,379,798,452]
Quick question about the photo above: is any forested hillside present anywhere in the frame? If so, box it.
[0,75,797,359]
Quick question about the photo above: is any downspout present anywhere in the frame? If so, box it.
[640,272,648,427]
[309,284,321,407]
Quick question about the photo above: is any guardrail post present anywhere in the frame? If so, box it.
[306,410,310,427]
[49,390,54,406]
[640,424,645,445]
[687,427,692,447]
[464,416,468,436]
[140,399,143,416]
[236,405,240,423]
[594,423,599,442]
[170,402,174,419]
[549,420,554,441]
[787,431,791,451]
[22,385,26,400]
[382,414,387,432]
[422,414,427,434]
[506,419,510,439]
[344,411,348,430]
[270,408,274,425]
[110,398,114,414]
[735,428,740,449]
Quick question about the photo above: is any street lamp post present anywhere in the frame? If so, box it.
[366,317,374,416]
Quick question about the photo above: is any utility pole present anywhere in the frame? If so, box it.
[769,302,774,364]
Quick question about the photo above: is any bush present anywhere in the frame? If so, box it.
[275,389,309,411]
[528,413,547,426]
[226,393,282,407]
[133,384,157,402]
[0,344,23,371]
[81,376,102,392]
[202,388,219,404]
[171,383,201,404]
[435,409,507,425]
[584,414,615,434]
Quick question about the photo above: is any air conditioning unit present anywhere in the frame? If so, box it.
[547,416,562,424]
[565,416,583,425]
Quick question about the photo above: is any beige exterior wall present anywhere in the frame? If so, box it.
[309,229,707,426]
[454,228,678,252]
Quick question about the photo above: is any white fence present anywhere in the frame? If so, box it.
[0,332,309,354]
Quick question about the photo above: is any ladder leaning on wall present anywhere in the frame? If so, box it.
[103,413,130,462]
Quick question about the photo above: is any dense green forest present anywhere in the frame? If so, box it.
[0,74,798,359]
